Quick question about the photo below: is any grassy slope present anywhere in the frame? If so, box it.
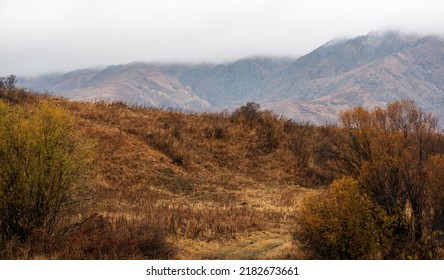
[65,99,321,259]
[2,89,320,259]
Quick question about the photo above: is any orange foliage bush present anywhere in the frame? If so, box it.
[295,177,392,259]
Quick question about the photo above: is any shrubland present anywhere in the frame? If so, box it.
[0,75,443,259]
[296,100,444,259]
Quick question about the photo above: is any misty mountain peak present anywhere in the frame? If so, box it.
[18,31,444,125]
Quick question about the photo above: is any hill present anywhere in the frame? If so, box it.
[1,84,444,260]
[0,86,321,259]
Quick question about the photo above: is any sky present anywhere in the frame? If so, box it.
[1,0,444,76]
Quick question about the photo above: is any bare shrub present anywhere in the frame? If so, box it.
[231,102,261,125]
[0,75,38,104]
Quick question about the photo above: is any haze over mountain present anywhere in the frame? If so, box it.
[19,31,444,124]
[262,31,444,123]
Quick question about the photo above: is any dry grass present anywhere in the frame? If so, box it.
[1,93,323,259]
[0,214,175,260]
[146,202,284,240]
[6,84,444,260]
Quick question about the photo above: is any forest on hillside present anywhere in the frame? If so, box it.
[0,76,443,259]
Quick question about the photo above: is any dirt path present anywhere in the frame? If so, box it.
[206,231,293,260]
[176,230,295,260]
[174,186,319,260]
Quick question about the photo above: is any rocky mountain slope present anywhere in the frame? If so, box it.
[262,31,444,123]
[21,57,290,111]
[21,63,211,110]
[19,31,444,124]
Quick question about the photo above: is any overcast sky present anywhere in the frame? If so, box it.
[1,0,443,76]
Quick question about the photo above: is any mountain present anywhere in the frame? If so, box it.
[19,31,444,124]
[261,31,444,123]
[21,63,211,110]
[159,57,291,107]
[20,57,291,111]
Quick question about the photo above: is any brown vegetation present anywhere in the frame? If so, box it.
[296,177,392,259]
[296,101,444,259]
[1,81,313,259]
[1,78,443,259]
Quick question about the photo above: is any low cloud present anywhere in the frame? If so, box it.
[1,0,443,76]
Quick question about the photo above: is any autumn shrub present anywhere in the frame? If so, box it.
[55,214,175,260]
[295,177,392,259]
[231,102,261,125]
[0,75,38,104]
[0,100,94,242]
[330,101,440,242]
[255,110,285,152]
[0,75,17,90]
[232,103,292,153]
[425,155,444,232]
[0,214,175,259]
[284,122,313,169]
[307,125,340,183]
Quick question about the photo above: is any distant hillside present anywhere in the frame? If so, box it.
[21,63,211,111]
[261,31,444,123]
[160,57,291,106]
[20,57,291,111]
[19,31,444,124]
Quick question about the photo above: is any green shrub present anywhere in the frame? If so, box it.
[0,101,94,241]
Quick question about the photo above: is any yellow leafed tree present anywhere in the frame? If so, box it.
[0,100,94,241]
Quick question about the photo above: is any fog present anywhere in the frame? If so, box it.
[1,0,443,76]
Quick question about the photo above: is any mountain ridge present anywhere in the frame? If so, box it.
[19,31,444,124]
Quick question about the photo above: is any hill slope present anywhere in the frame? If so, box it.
[2,85,444,260]
[1,87,322,259]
